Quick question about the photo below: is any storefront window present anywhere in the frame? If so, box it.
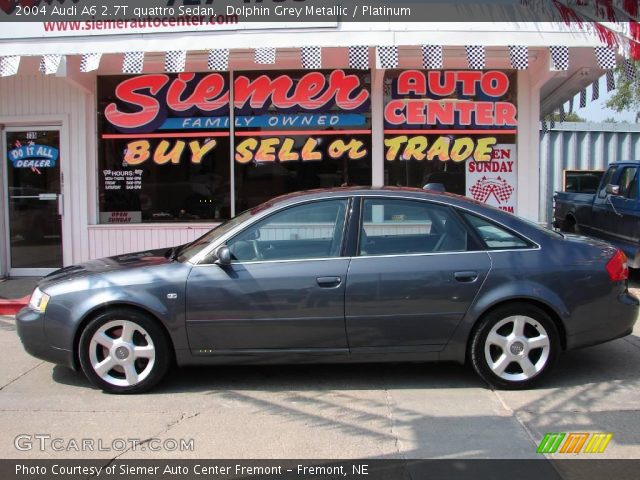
[233,70,372,211]
[97,73,231,224]
[383,70,518,213]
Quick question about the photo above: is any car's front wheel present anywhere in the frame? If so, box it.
[78,309,171,394]
[470,303,561,389]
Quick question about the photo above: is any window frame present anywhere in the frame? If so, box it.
[458,211,536,251]
[354,197,483,257]
[204,197,353,265]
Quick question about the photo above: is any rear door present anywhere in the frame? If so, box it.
[345,197,491,351]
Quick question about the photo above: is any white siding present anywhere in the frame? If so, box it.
[87,225,215,259]
[0,74,92,267]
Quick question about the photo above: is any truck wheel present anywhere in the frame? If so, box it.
[561,216,579,234]
[469,303,561,390]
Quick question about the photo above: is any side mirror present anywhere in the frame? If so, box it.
[606,184,620,196]
[214,245,231,266]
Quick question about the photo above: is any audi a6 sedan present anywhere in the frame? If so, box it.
[17,187,638,394]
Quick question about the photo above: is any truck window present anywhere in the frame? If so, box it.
[617,167,638,199]
[564,170,603,194]
[597,167,617,198]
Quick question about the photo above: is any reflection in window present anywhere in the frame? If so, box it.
[227,200,348,262]
[463,213,531,249]
[359,199,468,255]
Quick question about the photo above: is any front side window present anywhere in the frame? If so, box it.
[598,167,617,198]
[617,167,638,199]
[359,199,468,256]
[463,212,531,249]
[227,199,348,262]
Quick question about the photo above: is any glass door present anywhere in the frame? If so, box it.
[4,128,63,275]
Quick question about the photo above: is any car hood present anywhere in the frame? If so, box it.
[39,248,175,289]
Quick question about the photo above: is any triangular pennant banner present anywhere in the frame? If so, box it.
[377,46,398,69]
[579,88,587,108]
[568,96,574,114]
[208,49,229,71]
[422,45,443,69]
[509,45,528,70]
[606,70,616,91]
[255,47,276,65]
[39,54,62,75]
[80,53,102,73]
[550,46,569,71]
[623,58,637,82]
[541,120,548,134]
[559,104,566,123]
[594,46,616,69]
[301,46,321,69]
[591,79,600,100]
[465,45,485,69]
[549,115,556,129]
[0,55,20,77]
[165,50,186,73]
[123,52,144,74]
[349,46,369,70]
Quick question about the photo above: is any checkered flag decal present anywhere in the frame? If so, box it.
[465,45,485,70]
[39,54,62,75]
[606,70,616,91]
[208,49,229,71]
[0,56,20,77]
[123,52,144,74]
[165,50,186,73]
[469,176,514,204]
[550,46,569,71]
[579,88,587,108]
[80,53,102,73]
[594,47,616,69]
[422,45,443,69]
[377,46,398,69]
[591,79,600,101]
[301,46,321,69]
[509,45,528,70]
[349,46,369,70]
[255,47,276,65]
[623,58,637,82]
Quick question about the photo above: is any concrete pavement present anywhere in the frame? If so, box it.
[0,315,639,460]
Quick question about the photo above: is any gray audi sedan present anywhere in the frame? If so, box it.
[17,187,638,394]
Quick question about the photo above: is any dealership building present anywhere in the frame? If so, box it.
[0,17,634,276]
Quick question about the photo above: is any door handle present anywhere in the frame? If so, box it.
[454,271,478,283]
[316,276,342,288]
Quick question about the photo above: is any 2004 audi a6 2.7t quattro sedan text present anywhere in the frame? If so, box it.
[16,187,639,393]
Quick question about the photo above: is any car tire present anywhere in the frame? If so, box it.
[469,303,561,390]
[78,308,171,394]
[561,216,579,234]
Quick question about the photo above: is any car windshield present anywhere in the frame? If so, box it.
[175,208,258,262]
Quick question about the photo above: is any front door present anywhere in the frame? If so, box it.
[186,198,350,353]
[345,197,491,350]
[3,128,63,276]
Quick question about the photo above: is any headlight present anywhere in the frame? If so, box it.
[28,287,50,313]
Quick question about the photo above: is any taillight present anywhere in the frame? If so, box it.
[606,250,629,282]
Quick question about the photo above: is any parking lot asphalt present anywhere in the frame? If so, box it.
[1,304,640,462]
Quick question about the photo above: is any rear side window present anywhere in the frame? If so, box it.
[463,213,532,249]
[359,199,469,255]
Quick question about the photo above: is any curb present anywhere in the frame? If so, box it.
[0,295,30,315]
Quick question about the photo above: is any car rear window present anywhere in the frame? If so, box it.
[463,213,533,250]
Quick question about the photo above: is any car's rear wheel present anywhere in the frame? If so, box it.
[470,303,560,389]
[78,309,171,394]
